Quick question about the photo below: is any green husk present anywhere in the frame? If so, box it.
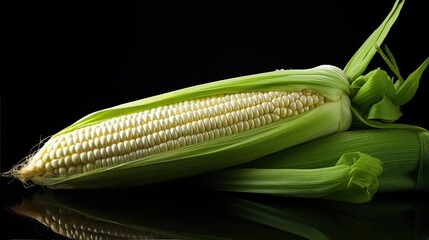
[197,151,382,203]
[201,128,428,193]
[349,54,429,125]
[343,0,428,126]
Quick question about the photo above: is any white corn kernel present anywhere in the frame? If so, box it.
[30,90,326,178]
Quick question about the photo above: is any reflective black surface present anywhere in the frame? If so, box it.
[2,180,428,240]
[2,1,428,239]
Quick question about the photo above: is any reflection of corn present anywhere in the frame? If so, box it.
[11,198,166,240]
[11,65,352,189]
[22,90,326,179]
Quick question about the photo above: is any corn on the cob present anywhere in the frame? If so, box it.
[8,64,354,189]
[4,0,425,189]
[197,128,428,200]
[19,90,328,179]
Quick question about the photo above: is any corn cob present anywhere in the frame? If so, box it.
[8,65,353,189]
[4,0,425,189]
[197,128,428,200]
[19,89,330,178]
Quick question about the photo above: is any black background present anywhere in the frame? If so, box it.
[1,1,428,239]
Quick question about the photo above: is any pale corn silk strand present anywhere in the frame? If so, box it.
[19,90,326,179]
[417,130,429,191]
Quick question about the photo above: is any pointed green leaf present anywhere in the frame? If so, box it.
[395,57,429,106]
[343,0,404,82]
[375,45,404,84]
